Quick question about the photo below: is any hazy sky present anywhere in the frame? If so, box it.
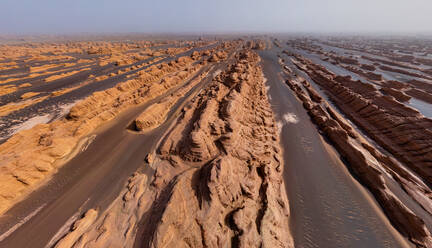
[1,0,431,34]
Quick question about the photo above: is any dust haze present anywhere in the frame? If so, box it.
[1,0,431,34]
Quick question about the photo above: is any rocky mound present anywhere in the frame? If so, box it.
[406,88,432,104]
[134,69,211,132]
[146,50,292,247]
[380,87,411,102]
[379,65,432,81]
[341,65,383,81]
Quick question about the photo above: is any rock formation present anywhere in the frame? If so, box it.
[286,56,432,247]
[50,49,293,248]
[0,46,227,215]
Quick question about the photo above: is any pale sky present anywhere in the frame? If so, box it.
[1,0,431,34]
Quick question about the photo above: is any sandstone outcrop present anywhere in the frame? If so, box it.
[291,54,432,188]
[406,88,432,104]
[50,49,293,248]
[134,68,211,132]
[208,50,228,62]
[380,87,411,102]
[285,70,432,247]
[146,50,292,247]
[52,172,153,248]
[0,48,220,215]
[379,65,432,81]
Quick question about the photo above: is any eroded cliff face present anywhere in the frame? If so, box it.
[147,50,291,248]
[52,50,293,248]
